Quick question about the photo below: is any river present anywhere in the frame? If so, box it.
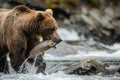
[0,28,120,80]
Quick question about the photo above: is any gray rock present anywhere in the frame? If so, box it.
[64,57,106,75]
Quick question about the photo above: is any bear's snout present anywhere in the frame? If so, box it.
[52,38,62,44]
[51,34,62,44]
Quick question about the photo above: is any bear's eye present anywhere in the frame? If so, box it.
[43,28,56,34]
[48,28,55,33]
[15,13,19,16]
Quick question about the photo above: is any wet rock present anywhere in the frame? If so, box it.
[64,58,106,75]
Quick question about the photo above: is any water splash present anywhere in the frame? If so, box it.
[7,53,39,74]
[18,56,30,74]
[19,54,39,74]
[27,54,39,74]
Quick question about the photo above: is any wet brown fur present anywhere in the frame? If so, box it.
[0,5,58,73]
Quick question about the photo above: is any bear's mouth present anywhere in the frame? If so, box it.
[50,38,62,48]
[41,37,62,48]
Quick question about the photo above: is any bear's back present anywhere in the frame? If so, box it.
[0,9,10,47]
[0,9,10,26]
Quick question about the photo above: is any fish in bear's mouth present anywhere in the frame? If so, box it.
[29,38,62,56]
[28,38,62,74]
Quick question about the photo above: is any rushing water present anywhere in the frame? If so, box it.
[1,28,120,80]
[1,72,120,80]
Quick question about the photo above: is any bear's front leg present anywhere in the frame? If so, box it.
[8,39,27,73]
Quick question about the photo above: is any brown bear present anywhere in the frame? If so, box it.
[0,5,61,73]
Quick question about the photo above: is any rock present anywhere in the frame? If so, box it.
[64,57,106,75]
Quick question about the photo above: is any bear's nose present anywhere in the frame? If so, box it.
[52,34,62,44]
[52,38,62,44]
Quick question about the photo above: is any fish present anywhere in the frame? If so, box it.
[29,38,62,56]
[28,39,61,74]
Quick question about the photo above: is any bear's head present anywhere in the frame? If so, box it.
[8,5,61,41]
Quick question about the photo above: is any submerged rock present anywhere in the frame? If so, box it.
[64,57,106,75]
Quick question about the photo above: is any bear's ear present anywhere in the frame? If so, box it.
[36,11,45,21]
[14,5,30,12]
[46,9,53,15]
